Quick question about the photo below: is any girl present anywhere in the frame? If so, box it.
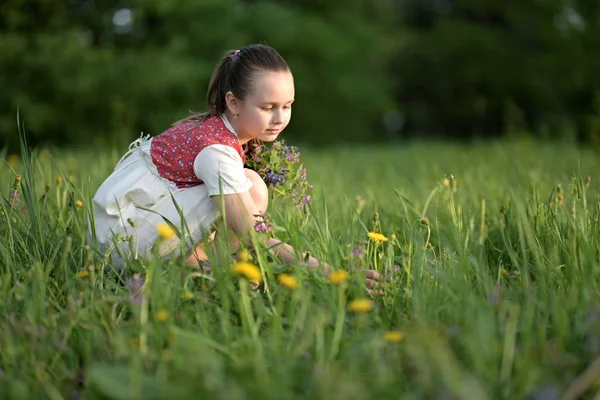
[88,44,382,288]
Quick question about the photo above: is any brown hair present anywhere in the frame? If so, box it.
[176,44,291,160]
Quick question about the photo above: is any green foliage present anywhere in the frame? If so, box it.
[393,0,600,139]
[4,0,600,146]
[0,0,395,150]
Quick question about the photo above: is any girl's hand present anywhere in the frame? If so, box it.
[322,263,384,294]
[363,269,385,296]
[364,269,383,288]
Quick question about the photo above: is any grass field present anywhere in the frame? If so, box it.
[1,137,600,399]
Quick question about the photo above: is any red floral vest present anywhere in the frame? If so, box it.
[150,114,245,189]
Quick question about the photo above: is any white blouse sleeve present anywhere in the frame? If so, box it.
[193,144,252,196]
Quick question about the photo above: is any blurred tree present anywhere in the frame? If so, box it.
[4,0,599,147]
[0,0,396,150]
[392,0,600,140]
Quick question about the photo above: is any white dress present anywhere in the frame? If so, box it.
[88,115,252,268]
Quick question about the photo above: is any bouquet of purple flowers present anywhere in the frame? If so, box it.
[245,140,313,212]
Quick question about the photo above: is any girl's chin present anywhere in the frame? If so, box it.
[260,133,280,142]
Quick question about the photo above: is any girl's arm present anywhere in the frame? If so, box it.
[212,191,383,288]
[212,191,332,274]
[264,237,332,276]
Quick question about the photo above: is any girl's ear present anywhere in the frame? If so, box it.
[225,91,240,115]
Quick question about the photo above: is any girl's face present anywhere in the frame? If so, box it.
[228,71,295,144]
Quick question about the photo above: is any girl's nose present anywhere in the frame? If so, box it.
[272,109,284,125]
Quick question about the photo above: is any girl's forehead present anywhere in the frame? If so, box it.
[249,71,295,102]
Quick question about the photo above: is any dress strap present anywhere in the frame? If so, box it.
[115,133,151,170]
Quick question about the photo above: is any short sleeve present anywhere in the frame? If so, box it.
[193,144,252,196]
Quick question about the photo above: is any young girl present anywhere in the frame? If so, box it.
[88,44,381,288]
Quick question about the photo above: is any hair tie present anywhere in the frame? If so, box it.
[232,49,240,59]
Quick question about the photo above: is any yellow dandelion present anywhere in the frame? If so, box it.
[75,270,90,279]
[500,267,509,277]
[328,270,349,285]
[232,261,263,283]
[277,273,299,290]
[384,331,404,342]
[348,298,374,313]
[155,309,169,323]
[181,291,195,300]
[156,223,176,240]
[75,200,83,208]
[367,232,388,243]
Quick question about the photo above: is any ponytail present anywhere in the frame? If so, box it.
[173,49,238,125]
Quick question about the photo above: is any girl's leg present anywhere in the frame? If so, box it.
[185,168,268,267]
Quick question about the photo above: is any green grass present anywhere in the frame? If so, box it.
[1,136,600,399]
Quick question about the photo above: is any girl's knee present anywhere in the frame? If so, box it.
[244,168,268,214]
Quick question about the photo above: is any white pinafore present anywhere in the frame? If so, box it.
[88,115,252,267]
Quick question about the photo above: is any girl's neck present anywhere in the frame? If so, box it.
[223,110,251,145]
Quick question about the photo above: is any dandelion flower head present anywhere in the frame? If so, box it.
[368,232,388,243]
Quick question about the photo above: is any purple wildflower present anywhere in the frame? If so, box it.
[9,189,19,207]
[393,264,401,271]
[299,195,311,206]
[299,168,307,182]
[254,221,272,233]
[125,274,145,306]
[253,212,272,233]
[352,247,365,258]
[251,152,264,163]
[528,386,561,400]
[264,171,286,186]
[201,261,212,275]
[489,285,501,307]
[278,144,300,164]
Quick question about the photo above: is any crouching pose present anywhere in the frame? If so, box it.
[88,44,382,289]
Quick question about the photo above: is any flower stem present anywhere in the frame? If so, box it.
[329,283,347,361]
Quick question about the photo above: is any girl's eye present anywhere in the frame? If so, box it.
[261,105,292,111]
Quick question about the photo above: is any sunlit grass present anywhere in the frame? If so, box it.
[1,137,600,399]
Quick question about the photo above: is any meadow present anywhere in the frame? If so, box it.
[1,136,600,399]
